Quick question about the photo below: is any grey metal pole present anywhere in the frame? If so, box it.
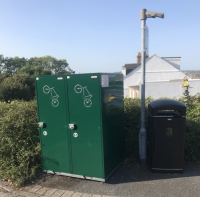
[139,9,164,166]
[139,17,146,166]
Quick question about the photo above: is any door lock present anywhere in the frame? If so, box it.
[69,124,75,130]
[38,122,45,128]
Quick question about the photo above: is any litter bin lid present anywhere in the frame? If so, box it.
[148,99,186,116]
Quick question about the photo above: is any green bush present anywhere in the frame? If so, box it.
[0,100,41,187]
[0,95,200,188]
[124,97,154,163]
[124,95,200,165]
[0,74,35,102]
[180,94,200,164]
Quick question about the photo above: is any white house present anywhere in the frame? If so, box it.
[123,54,200,99]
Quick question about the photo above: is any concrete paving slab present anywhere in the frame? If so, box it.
[0,181,13,192]
[82,193,92,197]
[12,190,42,197]
[102,196,115,197]
[28,185,42,193]
[51,189,66,197]
[36,187,50,195]
[71,192,83,197]
[0,193,11,197]
[61,190,75,197]
[43,188,58,196]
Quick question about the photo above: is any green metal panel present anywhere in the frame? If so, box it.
[100,74,125,178]
[35,73,125,181]
[35,75,71,173]
[66,74,104,179]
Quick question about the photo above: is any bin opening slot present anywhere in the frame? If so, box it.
[157,110,182,117]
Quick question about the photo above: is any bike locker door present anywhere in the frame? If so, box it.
[35,75,70,174]
[66,74,104,179]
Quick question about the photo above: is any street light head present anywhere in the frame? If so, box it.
[146,11,164,19]
[140,9,164,20]
[140,9,147,20]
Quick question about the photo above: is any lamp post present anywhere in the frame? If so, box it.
[139,9,164,166]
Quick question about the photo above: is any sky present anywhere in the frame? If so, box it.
[0,0,200,73]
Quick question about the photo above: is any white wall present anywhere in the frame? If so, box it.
[188,79,200,96]
[124,80,200,99]
[145,81,183,99]
[124,71,186,88]
[124,88,129,98]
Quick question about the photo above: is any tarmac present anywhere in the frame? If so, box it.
[1,163,200,197]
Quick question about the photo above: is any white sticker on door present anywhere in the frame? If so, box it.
[74,84,92,107]
[43,85,59,107]
[101,75,109,87]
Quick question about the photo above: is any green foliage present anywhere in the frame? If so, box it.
[17,56,74,76]
[0,74,35,102]
[0,73,10,83]
[179,94,200,164]
[0,56,27,76]
[0,100,41,187]
[124,95,200,165]
[124,97,154,163]
[0,54,74,101]
[0,54,74,77]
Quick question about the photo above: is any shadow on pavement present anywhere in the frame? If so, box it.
[36,163,200,188]
[33,163,200,196]
[106,163,200,184]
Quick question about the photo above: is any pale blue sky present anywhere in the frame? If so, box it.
[0,0,199,73]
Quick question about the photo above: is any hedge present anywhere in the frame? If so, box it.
[0,95,200,187]
[0,74,35,102]
[0,100,41,187]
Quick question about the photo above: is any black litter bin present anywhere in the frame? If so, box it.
[148,99,186,172]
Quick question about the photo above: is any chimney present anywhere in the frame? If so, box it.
[137,52,149,64]
[137,52,141,64]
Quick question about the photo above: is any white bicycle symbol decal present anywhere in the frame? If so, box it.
[43,85,59,107]
[74,84,92,107]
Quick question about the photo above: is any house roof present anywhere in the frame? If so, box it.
[124,54,186,87]
[161,57,181,70]
[123,63,140,69]
[122,63,141,76]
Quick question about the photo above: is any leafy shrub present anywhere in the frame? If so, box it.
[0,74,35,102]
[124,97,154,163]
[179,94,200,164]
[0,100,41,187]
[124,95,200,165]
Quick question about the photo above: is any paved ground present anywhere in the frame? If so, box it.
[1,163,200,197]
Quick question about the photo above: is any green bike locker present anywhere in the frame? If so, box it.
[35,73,125,182]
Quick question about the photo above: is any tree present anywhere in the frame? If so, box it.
[17,64,51,76]
[0,55,74,102]
[0,74,35,102]
[0,56,27,76]
[17,56,74,76]
[0,55,74,77]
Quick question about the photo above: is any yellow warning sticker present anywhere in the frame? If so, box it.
[182,81,188,87]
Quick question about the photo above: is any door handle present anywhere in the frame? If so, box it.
[38,122,45,128]
[69,124,75,130]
